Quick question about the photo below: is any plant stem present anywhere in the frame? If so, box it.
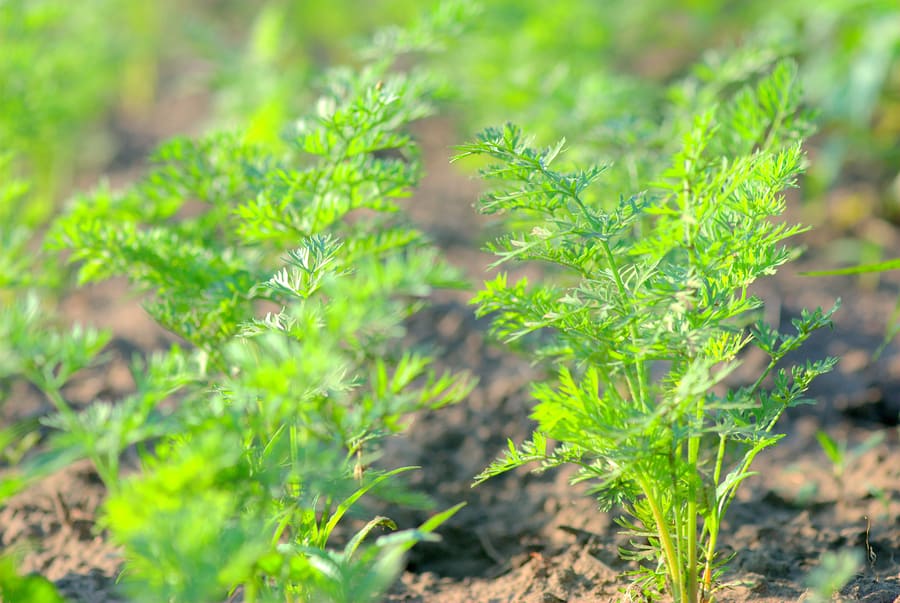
[671,443,685,596]
[686,403,702,603]
[701,434,728,598]
[637,474,685,601]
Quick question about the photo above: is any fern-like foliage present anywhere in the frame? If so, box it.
[27,6,476,603]
[464,52,837,602]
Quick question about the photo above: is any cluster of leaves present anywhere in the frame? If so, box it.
[1,15,473,603]
[461,55,839,601]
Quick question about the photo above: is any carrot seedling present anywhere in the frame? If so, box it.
[461,54,839,602]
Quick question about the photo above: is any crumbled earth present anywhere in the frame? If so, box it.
[2,117,900,602]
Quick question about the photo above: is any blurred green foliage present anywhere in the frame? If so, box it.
[0,0,179,218]
[3,0,896,218]
[174,0,900,221]
[436,0,899,193]
[200,1,423,140]
[0,551,65,603]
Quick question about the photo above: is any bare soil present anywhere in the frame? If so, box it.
[2,118,900,602]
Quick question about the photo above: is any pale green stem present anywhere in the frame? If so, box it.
[719,401,792,524]
[270,424,302,548]
[686,404,702,603]
[702,522,719,603]
[706,399,791,600]
[271,516,290,548]
[747,357,778,398]
[671,443,685,595]
[716,438,779,570]
[289,424,300,495]
[702,435,728,598]
[682,159,693,245]
[760,72,794,152]
[243,580,257,603]
[637,474,685,601]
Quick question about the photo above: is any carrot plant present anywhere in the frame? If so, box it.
[461,55,839,602]
[0,13,474,603]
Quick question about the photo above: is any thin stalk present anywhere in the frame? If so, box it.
[637,474,685,601]
[670,443,685,598]
[686,403,703,603]
[311,128,353,233]
[243,580,257,603]
[270,423,302,548]
[701,523,719,601]
[704,389,801,597]
[36,378,79,427]
[746,358,777,397]
[288,424,301,497]
[272,515,291,548]
[759,71,795,152]
[701,435,728,597]
[679,163,701,602]
[717,442,772,541]
[746,334,803,402]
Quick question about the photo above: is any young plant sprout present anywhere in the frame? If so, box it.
[460,56,839,602]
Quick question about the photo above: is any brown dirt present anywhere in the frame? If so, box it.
[3,117,900,603]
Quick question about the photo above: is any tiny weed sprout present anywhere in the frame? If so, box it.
[804,549,862,603]
[815,429,885,503]
[460,54,840,602]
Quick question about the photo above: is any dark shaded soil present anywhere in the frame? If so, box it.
[3,117,900,602]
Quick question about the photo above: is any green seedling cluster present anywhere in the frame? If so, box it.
[2,2,892,602]
[1,12,473,603]
[461,55,839,602]
[68,68,469,603]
